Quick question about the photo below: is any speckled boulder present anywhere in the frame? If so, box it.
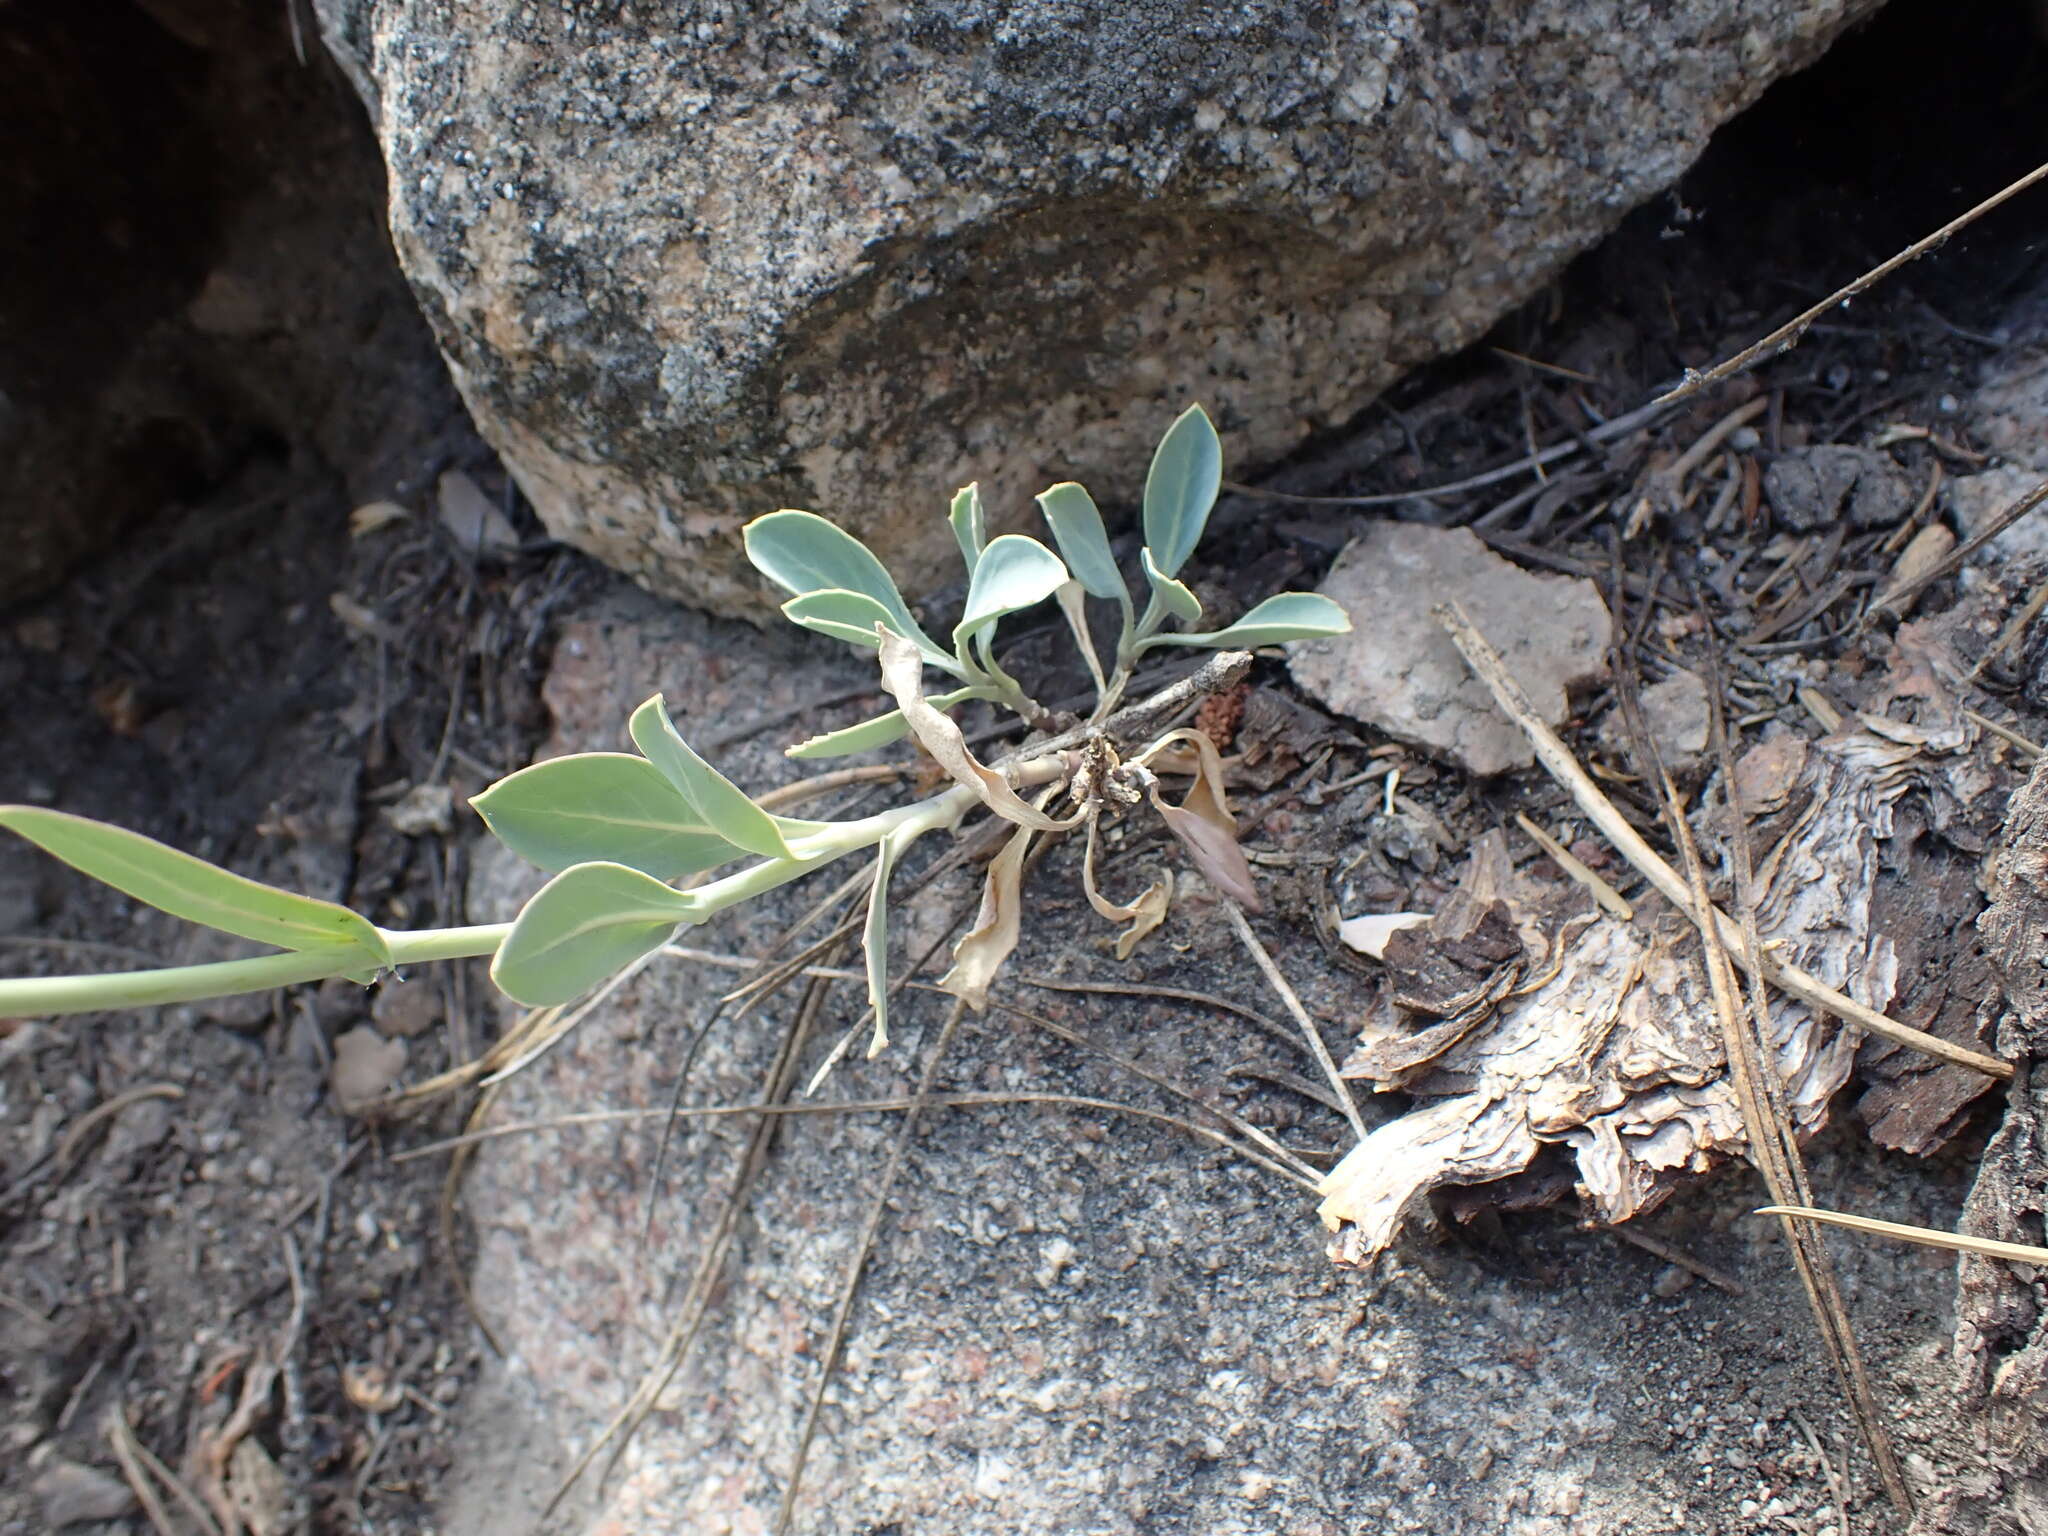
[313,0,1881,618]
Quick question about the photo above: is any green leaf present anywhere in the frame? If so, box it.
[628,695,803,861]
[744,510,946,656]
[952,534,1069,655]
[784,686,986,760]
[781,590,963,675]
[1139,592,1354,650]
[948,484,986,576]
[1142,403,1222,578]
[489,861,696,1006]
[1035,482,1129,607]
[862,836,898,1056]
[1140,546,1202,625]
[470,753,745,879]
[0,806,391,977]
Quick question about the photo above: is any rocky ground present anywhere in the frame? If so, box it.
[5,2,2048,1533]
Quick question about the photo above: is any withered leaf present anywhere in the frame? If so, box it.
[940,822,1034,1010]
[877,629,1078,833]
[1082,816,1172,959]
[1144,727,1261,911]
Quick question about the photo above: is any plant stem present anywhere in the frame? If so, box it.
[0,923,511,1019]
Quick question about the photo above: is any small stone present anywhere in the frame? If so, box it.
[1036,1236,1077,1288]
[1764,445,1912,531]
[331,1026,406,1114]
[246,1154,274,1187]
[1288,524,1610,776]
[1601,669,1711,772]
[1886,522,1956,605]
[437,470,521,561]
[385,782,455,837]
[1652,1264,1694,1298]
[372,979,442,1039]
[31,1450,136,1527]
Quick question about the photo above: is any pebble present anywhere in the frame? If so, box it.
[30,1451,135,1527]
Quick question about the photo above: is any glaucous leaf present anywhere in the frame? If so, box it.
[948,483,986,576]
[744,510,945,656]
[782,590,964,674]
[1138,591,1353,650]
[952,534,1069,655]
[783,685,986,760]
[0,806,392,974]
[1141,403,1222,578]
[470,753,744,878]
[489,860,697,1006]
[628,695,803,861]
[1140,546,1202,625]
[1035,482,1129,606]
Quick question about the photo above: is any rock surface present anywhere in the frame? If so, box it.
[314,0,1881,617]
[433,583,1980,1536]
[1287,523,1610,775]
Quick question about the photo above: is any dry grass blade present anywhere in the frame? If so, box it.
[1512,812,1633,920]
[1656,158,2048,405]
[1677,633,1912,1515]
[775,999,969,1535]
[1870,475,2048,619]
[1758,1206,2048,1266]
[442,1079,507,1356]
[1220,899,1367,1145]
[1964,708,2045,759]
[986,997,1324,1186]
[1433,601,2012,1081]
[103,1405,195,1536]
[540,969,826,1525]
[394,1093,1319,1189]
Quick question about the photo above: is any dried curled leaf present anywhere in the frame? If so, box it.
[863,837,899,1055]
[876,629,1079,834]
[940,822,1034,1010]
[1083,817,1171,959]
[1143,728,1261,911]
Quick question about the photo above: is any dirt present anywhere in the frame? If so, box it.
[3,0,2048,1532]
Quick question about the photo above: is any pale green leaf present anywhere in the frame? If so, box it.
[1140,546,1202,625]
[948,484,986,576]
[862,837,898,1056]
[1142,403,1222,577]
[1139,591,1353,650]
[489,860,696,1006]
[628,695,799,861]
[470,753,745,878]
[744,510,945,656]
[0,806,391,975]
[784,686,987,760]
[1035,482,1129,607]
[952,534,1069,654]
[782,590,962,675]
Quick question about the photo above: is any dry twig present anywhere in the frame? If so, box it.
[1657,158,2048,405]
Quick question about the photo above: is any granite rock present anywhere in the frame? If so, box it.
[314,0,1881,617]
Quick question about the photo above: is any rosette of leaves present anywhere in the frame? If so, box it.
[0,404,1350,1056]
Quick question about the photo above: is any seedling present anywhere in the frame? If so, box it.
[0,406,1349,1055]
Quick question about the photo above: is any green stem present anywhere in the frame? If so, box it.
[3,757,1074,1022]
[0,923,511,1019]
